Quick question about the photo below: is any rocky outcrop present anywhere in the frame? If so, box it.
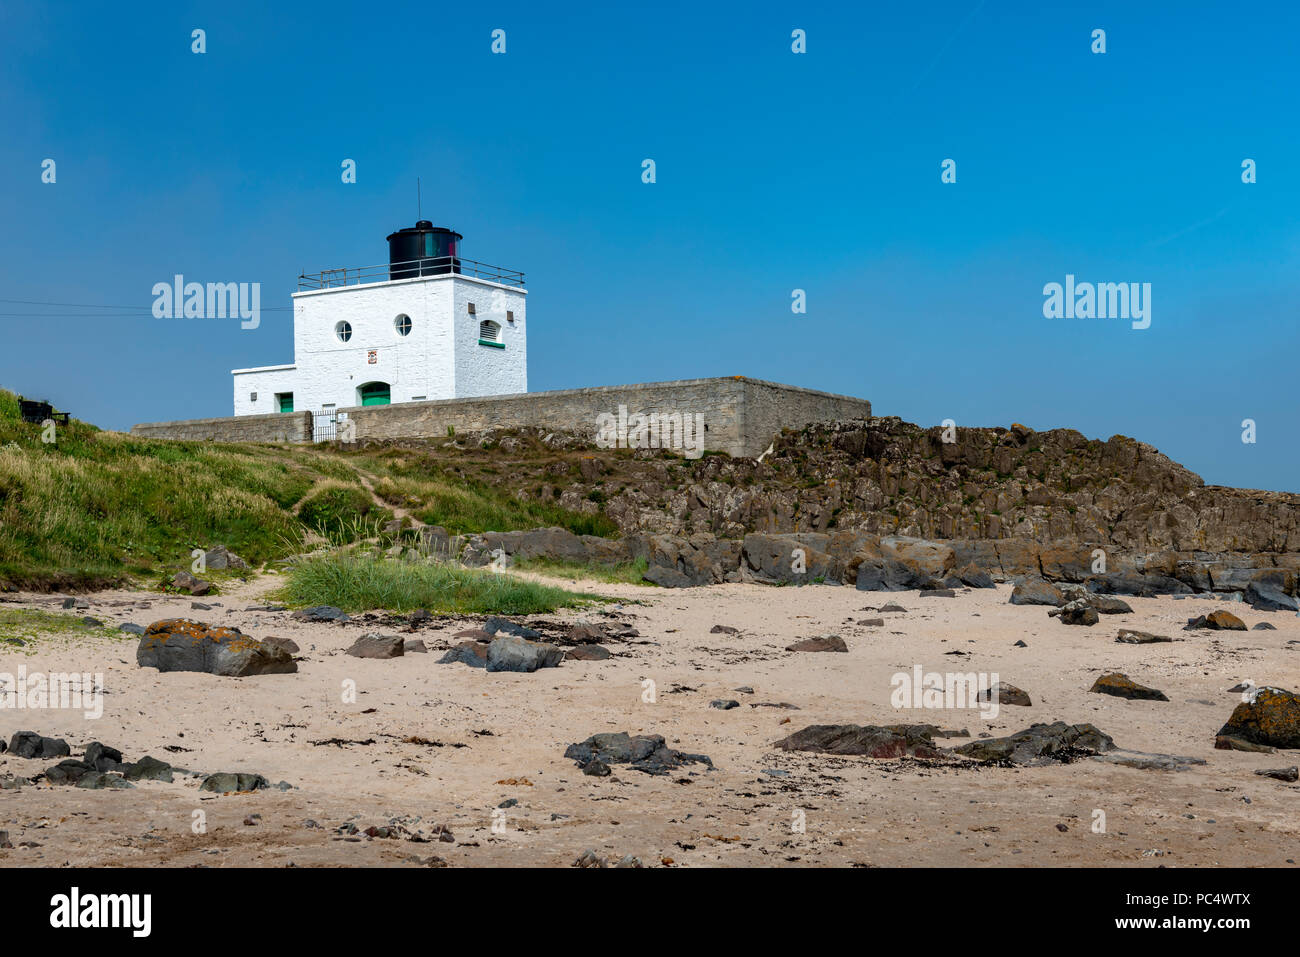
[952,722,1115,765]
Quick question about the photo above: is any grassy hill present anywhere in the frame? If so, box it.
[0,388,617,590]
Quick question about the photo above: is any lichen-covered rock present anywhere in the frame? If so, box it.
[1058,599,1099,626]
[137,619,297,676]
[1216,687,1300,749]
[1185,610,1247,631]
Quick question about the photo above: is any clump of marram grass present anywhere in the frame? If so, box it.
[275,551,602,614]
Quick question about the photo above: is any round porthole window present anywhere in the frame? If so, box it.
[395,314,412,336]
[335,321,352,343]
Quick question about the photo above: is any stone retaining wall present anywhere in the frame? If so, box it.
[131,377,872,457]
[130,411,312,443]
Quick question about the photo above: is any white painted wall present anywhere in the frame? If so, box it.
[231,272,527,416]
[453,280,527,398]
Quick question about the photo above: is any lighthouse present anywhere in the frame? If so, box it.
[231,221,527,421]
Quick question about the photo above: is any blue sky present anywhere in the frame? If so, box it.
[2,1,1297,490]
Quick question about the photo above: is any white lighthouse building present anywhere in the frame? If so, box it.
[232,221,526,421]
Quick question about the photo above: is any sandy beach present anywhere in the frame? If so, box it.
[2,574,1297,868]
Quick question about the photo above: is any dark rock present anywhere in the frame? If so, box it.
[1214,734,1275,753]
[1256,766,1299,782]
[1089,750,1205,771]
[952,721,1115,765]
[124,756,174,783]
[44,759,93,785]
[564,732,713,776]
[1245,582,1298,612]
[1116,629,1174,644]
[405,639,428,654]
[200,772,271,794]
[486,635,564,673]
[84,742,123,771]
[345,633,404,659]
[485,617,542,639]
[710,699,740,710]
[292,606,351,623]
[436,641,489,668]
[410,608,433,624]
[1254,622,1278,631]
[879,603,907,613]
[1089,673,1169,701]
[955,564,995,588]
[1010,579,1064,606]
[978,682,1032,707]
[565,622,609,644]
[1058,599,1099,626]
[81,616,103,626]
[854,557,921,592]
[565,644,611,661]
[203,545,248,571]
[1216,687,1300,749]
[171,571,213,596]
[1089,595,1133,614]
[8,732,70,759]
[190,602,212,611]
[77,771,134,790]
[918,587,957,597]
[774,724,943,759]
[137,619,297,676]
[785,634,847,653]
[581,759,611,777]
[117,623,145,635]
[1253,764,1294,780]
[261,636,300,655]
[710,624,739,634]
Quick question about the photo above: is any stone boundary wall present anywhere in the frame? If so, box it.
[130,378,871,456]
[340,376,871,458]
[131,411,312,443]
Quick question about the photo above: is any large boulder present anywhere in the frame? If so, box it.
[854,556,921,592]
[1245,581,1298,612]
[643,534,740,587]
[202,545,248,571]
[880,537,955,579]
[345,634,404,659]
[741,533,832,584]
[137,619,297,676]
[485,635,564,673]
[1010,578,1064,606]
[1185,610,1247,631]
[436,641,489,668]
[8,732,70,760]
[1216,687,1300,749]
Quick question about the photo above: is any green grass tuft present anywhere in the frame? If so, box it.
[275,551,602,614]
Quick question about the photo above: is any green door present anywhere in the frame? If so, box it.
[359,382,391,406]
[277,393,294,412]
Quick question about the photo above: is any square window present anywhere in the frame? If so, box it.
[506,310,514,322]
[250,392,257,402]
[467,302,476,315]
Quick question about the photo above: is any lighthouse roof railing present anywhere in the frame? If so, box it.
[296,257,525,291]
